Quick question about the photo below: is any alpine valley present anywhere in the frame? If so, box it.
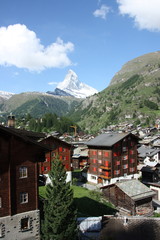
[0,51,160,132]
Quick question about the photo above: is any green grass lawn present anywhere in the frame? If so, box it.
[39,185,116,217]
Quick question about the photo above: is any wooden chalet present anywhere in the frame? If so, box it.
[101,179,155,216]
[0,125,48,240]
[72,145,89,170]
[86,132,139,185]
[39,135,73,183]
[141,164,160,183]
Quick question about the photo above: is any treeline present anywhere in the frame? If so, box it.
[16,113,79,134]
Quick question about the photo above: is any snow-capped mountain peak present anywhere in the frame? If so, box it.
[56,69,98,98]
[0,91,15,99]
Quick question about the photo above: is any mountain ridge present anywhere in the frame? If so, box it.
[69,52,160,132]
[0,52,160,133]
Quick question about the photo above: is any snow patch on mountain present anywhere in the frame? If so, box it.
[0,91,15,99]
[56,69,98,98]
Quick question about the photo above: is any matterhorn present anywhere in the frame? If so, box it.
[55,69,98,98]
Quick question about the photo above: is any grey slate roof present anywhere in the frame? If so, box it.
[72,146,88,158]
[138,145,160,158]
[86,132,130,147]
[116,179,155,201]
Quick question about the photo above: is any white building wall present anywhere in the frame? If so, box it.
[88,173,140,186]
[45,171,72,184]
[150,186,160,201]
[87,173,98,184]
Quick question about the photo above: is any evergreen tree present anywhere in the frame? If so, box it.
[42,156,77,240]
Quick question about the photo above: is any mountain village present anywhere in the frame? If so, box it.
[0,112,160,239]
[0,56,160,239]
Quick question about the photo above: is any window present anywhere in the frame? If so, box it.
[123,164,128,169]
[123,155,128,160]
[93,167,97,172]
[59,147,63,152]
[93,159,96,164]
[104,161,110,167]
[115,161,120,166]
[19,167,27,178]
[21,217,30,231]
[122,147,128,152]
[130,167,135,172]
[113,152,120,157]
[114,170,120,175]
[130,159,135,163]
[130,150,134,155]
[104,151,109,157]
[20,193,28,204]
[0,197,1,208]
[91,176,96,180]
[91,150,97,156]
[98,151,102,156]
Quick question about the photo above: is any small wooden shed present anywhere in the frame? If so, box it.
[101,179,155,216]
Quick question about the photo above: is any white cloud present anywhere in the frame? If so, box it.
[93,5,110,20]
[117,0,160,31]
[13,72,19,76]
[48,81,58,85]
[0,24,74,71]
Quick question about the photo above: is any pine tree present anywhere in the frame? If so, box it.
[42,156,77,240]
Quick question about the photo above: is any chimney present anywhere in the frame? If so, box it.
[7,114,15,128]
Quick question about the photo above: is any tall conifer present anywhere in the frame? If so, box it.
[42,156,77,240]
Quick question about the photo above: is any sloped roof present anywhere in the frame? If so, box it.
[116,179,155,201]
[0,125,50,151]
[86,132,132,147]
[72,146,88,158]
[138,145,160,158]
[9,127,46,140]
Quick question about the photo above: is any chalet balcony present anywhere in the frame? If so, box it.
[99,174,111,180]
[99,165,111,170]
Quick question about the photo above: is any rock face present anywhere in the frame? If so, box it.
[56,69,98,98]
[110,51,160,86]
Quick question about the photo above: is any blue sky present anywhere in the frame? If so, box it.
[0,0,160,94]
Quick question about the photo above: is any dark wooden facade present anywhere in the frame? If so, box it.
[102,180,155,216]
[39,136,73,175]
[0,126,47,218]
[87,133,138,182]
[141,164,160,183]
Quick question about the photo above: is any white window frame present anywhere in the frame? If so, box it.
[20,193,28,204]
[19,167,28,178]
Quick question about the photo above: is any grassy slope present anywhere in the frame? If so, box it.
[70,74,160,133]
[39,185,116,217]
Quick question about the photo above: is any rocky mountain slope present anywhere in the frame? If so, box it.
[110,51,160,86]
[69,52,160,133]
